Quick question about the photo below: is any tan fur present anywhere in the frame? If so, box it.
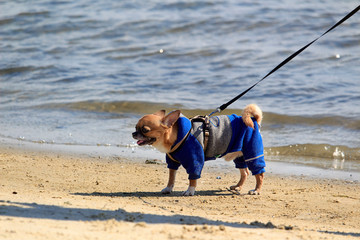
[134,111,180,153]
[222,151,243,162]
[242,104,263,129]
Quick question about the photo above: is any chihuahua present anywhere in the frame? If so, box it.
[132,104,265,196]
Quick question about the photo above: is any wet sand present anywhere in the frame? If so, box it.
[1,145,359,239]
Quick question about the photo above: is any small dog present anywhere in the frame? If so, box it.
[132,104,265,196]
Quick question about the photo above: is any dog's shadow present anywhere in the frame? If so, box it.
[72,189,240,198]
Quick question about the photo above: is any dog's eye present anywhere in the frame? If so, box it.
[141,126,150,134]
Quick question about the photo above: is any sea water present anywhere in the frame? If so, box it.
[1,0,359,178]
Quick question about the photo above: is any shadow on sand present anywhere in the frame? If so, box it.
[72,189,238,198]
[0,199,252,229]
[1,192,359,238]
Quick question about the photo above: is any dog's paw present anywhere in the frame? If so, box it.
[228,186,241,195]
[161,186,173,194]
[230,185,241,191]
[182,186,196,196]
[248,189,260,195]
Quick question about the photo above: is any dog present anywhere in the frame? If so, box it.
[132,104,265,196]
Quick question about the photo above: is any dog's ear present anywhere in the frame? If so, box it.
[162,110,180,127]
[153,110,166,117]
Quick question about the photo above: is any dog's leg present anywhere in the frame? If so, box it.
[161,169,177,194]
[248,172,264,195]
[182,179,196,196]
[230,168,249,192]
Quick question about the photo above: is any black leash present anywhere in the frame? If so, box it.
[209,4,360,117]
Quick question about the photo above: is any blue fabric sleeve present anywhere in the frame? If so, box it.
[242,120,264,161]
[234,155,265,175]
[233,120,266,175]
[233,156,247,169]
[247,158,266,175]
[182,134,205,180]
[226,114,246,154]
[166,155,181,170]
[170,134,205,180]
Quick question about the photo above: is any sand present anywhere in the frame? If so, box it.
[1,145,359,240]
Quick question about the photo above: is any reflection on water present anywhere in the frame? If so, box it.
[332,158,345,170]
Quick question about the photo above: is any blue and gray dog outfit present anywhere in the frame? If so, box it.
[166,115,265,180]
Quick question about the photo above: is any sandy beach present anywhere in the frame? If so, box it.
[1,144,359,240]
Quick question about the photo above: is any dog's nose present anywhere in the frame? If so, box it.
[132,132,137,138]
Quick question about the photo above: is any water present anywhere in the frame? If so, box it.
[1,0,360,175]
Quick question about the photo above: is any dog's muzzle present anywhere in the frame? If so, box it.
[132,131,156,146]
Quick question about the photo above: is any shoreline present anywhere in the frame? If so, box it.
[1,136,359,182]
[1,143,360,239]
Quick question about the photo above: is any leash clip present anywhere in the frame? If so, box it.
[208,107,221,117]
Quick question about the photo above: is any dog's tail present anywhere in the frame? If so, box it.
[242,104,263,128]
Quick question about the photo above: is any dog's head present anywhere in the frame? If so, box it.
[132,110,180,152]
